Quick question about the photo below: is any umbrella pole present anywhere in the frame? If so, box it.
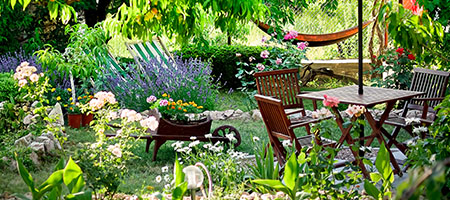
[358,0,364,95]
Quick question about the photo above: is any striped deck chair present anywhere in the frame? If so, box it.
[125,36,174,71]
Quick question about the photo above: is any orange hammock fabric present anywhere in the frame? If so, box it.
[256,20,373,47]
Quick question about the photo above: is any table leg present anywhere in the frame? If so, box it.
[363,102,403,176]
[331,107,370,178]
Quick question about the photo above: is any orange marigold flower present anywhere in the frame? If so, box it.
[197,106,203,109]
[151,7,158,14]
[171,106,175,109]
[183,109,187,112]
[178,107,182,110]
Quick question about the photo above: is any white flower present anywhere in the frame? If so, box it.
[189,140,200,147]
[164,184,171,189]
[205,133,212,138]
[405,117,421,125]
[107,144,122,158]
[225,133,236,141]
[252,136,260,142]
[203,143,212,150]
[156,175,162,183]
[282,140,291,147]
[18,79,27,87]
[161,166,169,173]
[108,111,118,120]
[171,141,184,150]
[190,136,197,140]
[164,174,170,182]
[29,73,39,82]
[413,126,428,134]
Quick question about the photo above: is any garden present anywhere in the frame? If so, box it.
[0,0,449,199]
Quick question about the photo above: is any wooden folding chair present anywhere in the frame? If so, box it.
[125,36,174,71]
[255,94,335,165]
[381,68,450,154]
[254,68,318,134]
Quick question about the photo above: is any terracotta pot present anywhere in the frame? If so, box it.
[156,116,212,136]
[68,114,82,129]
[82,113,94,127]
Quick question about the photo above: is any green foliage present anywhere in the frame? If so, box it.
[172,158,188,200]
[0,72,23,102]
[363,143,395,199]
[14,155,91,200]
[404,94,450,198]
[179,45,267,88]
[247,141,279,193]
[0,0,76,24]
[35,24,108,85]
[379,1,444,65]
[370,48,416,90]
[252,144,362,200]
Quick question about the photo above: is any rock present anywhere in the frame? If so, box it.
[35,136,50,143]
[235,109,244,115]
[54,140,62,150]
[43,139,55,152]
[41,132,55,141]
[14,133,34,148]
[223,110,234,117]
[23,114,33,125]
[29,152,40,166]
[49,103,64,126]
[9,159,17,171]
[251,110,262,121]
[29,142,45,153]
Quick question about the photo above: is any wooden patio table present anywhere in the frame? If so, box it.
[297,85,425,178]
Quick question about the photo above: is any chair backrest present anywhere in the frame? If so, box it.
[254,68,304,109]
[409,68,450,108]
[255,94,301,163]
[126,36,173,69]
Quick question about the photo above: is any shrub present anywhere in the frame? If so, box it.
[178,45,269,89]
[0,73,23,102]
[102,55,218,112]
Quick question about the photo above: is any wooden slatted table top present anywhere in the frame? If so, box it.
[297,85,425,107]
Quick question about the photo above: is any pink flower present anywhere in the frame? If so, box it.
[297,42,308,50]
[256,63,265,71]
[323,95,340,107]
[159,99,168,106]
[345,105,366,118]
[107,144,122,158]
[140,116,159,131]
[276,58,282,65]
[284,30,298,40]
[146,95,157,103]
[260,50,270,59]
[29,74,39,82]
[89,99,105,111]
[18,79,27,87]
[261,36,267,43]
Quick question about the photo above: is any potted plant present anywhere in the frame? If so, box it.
[148,93,209,136]
[78,92,94,126]
[67,102,82,128]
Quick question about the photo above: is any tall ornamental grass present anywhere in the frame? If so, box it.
[103,55,218,112]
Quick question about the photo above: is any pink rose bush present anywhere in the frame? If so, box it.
[323,95,340,107]
[284,30,298,40]
[297,42,308,50]
[13,62,41,87]
[256,63,265,71]
[88,91,117,111]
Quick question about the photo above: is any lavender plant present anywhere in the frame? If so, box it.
[103,55,218,112]
[0,49,43,73]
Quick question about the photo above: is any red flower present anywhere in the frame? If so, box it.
[408,54,416,60]
[372,55,377,59]
[396,48,404,55]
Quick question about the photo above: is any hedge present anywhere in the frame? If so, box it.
[177,45,268,89]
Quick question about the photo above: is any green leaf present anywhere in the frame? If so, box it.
[12,193,31,200]
[375,143,394,183]
[15,153,36,195]
[10,0,16,9]
[37,170,63,199]
[172,182,187,200]
[174,156,185,186]
[63,157,85,193]
[370,172,382,183]
[283,153,299,191]
[65,190,92,200]
[22,0,31,10]
[251,179,290,195]
[48,2,59,20]
[364,179,380,199]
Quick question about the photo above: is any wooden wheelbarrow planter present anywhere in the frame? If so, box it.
[106,116,241,161]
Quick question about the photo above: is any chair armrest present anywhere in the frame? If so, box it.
[286,109,304,116]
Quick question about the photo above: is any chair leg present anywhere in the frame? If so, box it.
[152,139,166,161]
[146,139,153,153]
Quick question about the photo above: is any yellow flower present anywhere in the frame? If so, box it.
[56,96,61,101]
[193,104,197,107]
[183,109,187,112]
[183,103,188,106]
[67,88,72,92]
[172,102,176,106]
[136,15,142,25]
[156,13,162,20]
[144,12,154,21]
[176,100,182,105]
[78,96,82,100]
[197,106,203,109]
[146,186,154,190]
[64,104,68,107]
[51,88,56,92]
[69,97,73,101]
[162,93,167,97]
[85,91,89,95]
[71,102,75,105]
